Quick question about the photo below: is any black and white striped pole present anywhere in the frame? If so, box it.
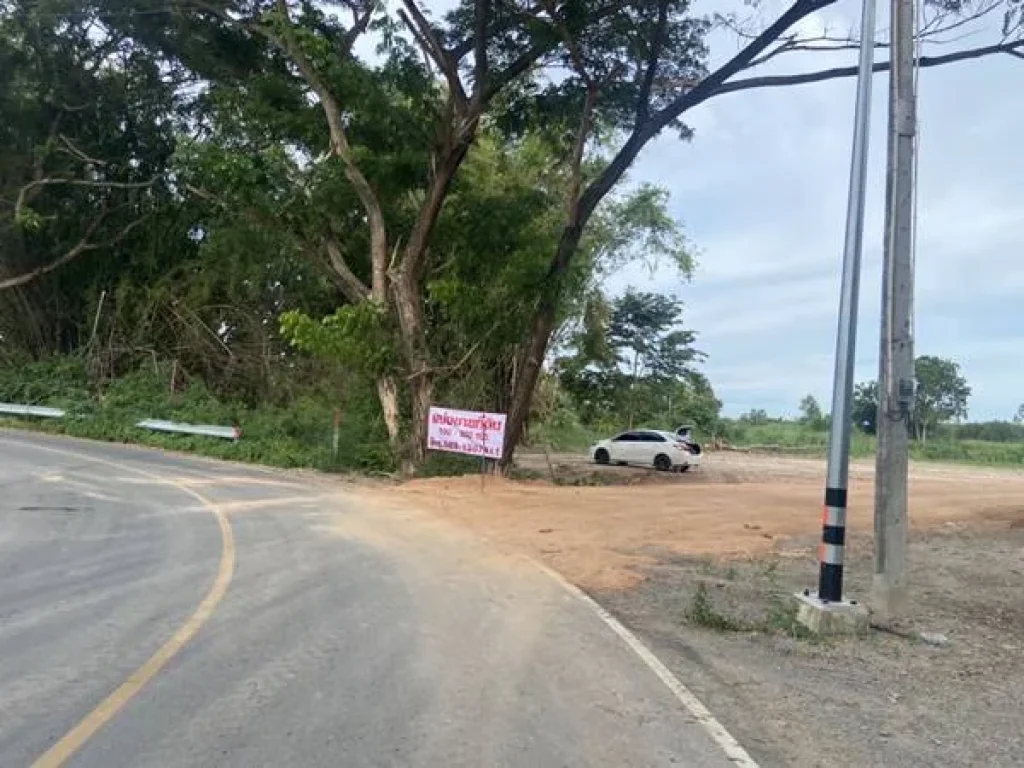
[797,0,876,632]
[818,0,877,602]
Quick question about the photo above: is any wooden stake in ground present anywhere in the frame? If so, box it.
[873,0,917,620]
[332,408,342,461]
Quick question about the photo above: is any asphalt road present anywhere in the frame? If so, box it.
[0,431,737,767]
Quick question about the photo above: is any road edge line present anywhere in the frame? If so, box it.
[534,563,759,767]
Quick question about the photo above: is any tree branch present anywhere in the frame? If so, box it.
[718,37,1024,95]
[451,2,543,60]
[635,0,671,126]
[396,138,474,292]
[324,238,371,303]
[738,0,1005,68]
[392,0,504,287]
[341,4,375,53]
[471,0,490,107]
[539,0,834,287]
[477,0,636,100]
[14,175,158,222]
[567,86,599,218]
[403,332,492,381]
[655,0,834,126]
[58,134,108,166]
[19,176,157,195]
[574,0,835,233]
[253,0,389,302]
[539,0,592,85]
[0,213,147,292]
[397,0,468,112]
[485,40,551,99]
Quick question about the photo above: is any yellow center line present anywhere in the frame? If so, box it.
[13,441,236,768]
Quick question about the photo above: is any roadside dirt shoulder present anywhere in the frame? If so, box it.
[365,452,1024,767]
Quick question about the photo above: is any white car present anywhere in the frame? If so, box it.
[590,429,701,472]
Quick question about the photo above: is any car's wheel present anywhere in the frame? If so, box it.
[654,453,672,471]
[594,448,610,465]
[678,464,690,473]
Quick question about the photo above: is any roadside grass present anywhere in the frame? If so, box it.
[526,421,604,453]
[685,568,820,642]
[719,422,1024,467]
[0,357,395,473]
[687,582,750,632]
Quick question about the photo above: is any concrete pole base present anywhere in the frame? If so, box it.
[794,591,869,635]
[870,575,908,624]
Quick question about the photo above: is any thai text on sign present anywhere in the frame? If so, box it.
[427,406,506,459]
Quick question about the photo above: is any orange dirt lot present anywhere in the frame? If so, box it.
[379,453,1024,590]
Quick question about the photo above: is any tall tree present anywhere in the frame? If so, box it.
[607,290,699,425]
[95,0,667,469]
[557,288,709,428]
[739,408,770,425]
[799,394,825,430]
[852,380,879,434]
[913,355,970,442]
[495,0,1024,466]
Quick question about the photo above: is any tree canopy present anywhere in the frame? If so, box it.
[913,355,971,442]
[852,381,879,435]
[851,357,971,442]
[556,288,718,431]
[799,394,826,430]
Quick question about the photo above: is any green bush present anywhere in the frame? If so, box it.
[0,356,394,473]
[0,356,91,407]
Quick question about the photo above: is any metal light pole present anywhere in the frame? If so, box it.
[815,0,879,604]
[872,0,918,620]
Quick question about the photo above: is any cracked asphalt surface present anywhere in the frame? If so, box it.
[0,431,735,767]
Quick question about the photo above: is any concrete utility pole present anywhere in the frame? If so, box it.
[872,0,918,620]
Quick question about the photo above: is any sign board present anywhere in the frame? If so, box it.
[427,406,506,459]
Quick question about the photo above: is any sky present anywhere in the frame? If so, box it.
[602,0,1023,420]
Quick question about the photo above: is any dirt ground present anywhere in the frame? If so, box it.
[381,452,1024,591]
[365,452,1024,767]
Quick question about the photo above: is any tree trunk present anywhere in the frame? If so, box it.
[499,225,584,471]
[500,301,557,472]
[628,349,639,429]
[392,267,434,471]
[386,134,473,473]
[409,373,434,468]
[376,375,412,474]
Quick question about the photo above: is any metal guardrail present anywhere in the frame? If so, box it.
[136,419,241,440]
[0,403,66,418]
